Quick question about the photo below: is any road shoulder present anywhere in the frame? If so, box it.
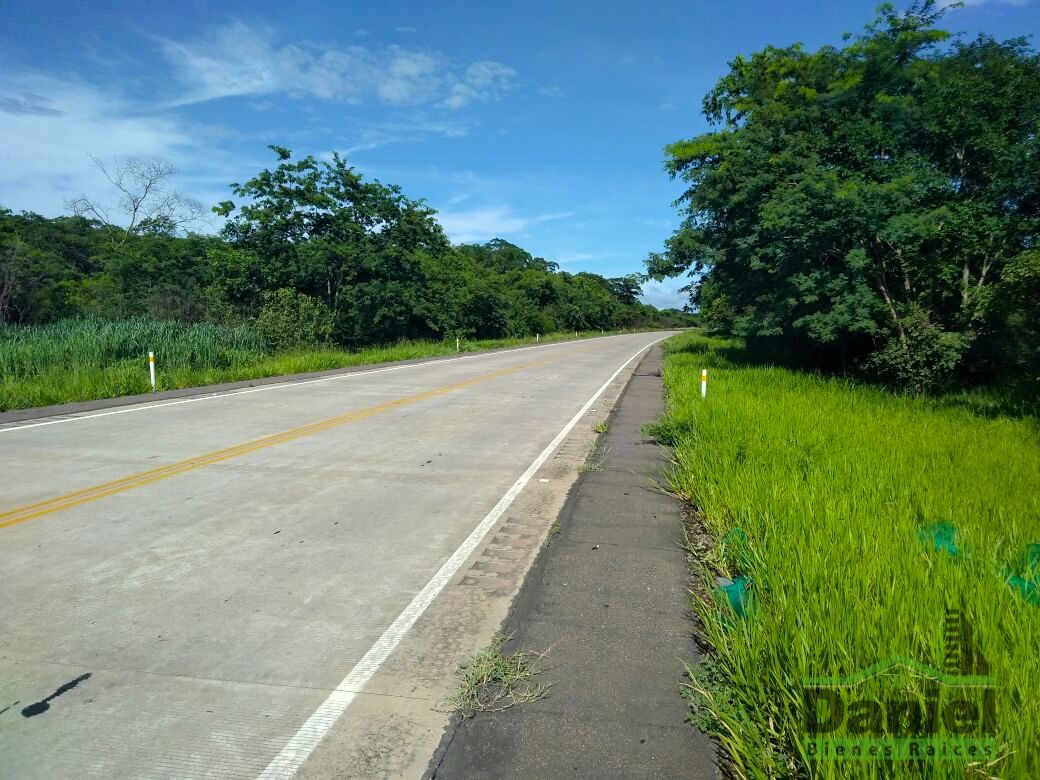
[288,342,649,779]
[426,346,719,778]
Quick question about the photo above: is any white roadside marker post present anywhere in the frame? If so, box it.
[456,337,460,353]
[701,368,708,399]
[148,351,156,391]
[536,333,540,344]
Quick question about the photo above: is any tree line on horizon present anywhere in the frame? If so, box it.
[0,148,691,353]
[650,1,1039,395]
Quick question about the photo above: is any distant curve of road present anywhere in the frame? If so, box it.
[0,331,672,779]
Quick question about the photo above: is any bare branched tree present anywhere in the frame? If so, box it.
[65,155,207,240]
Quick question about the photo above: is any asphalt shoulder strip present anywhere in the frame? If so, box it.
[426,346,720,779]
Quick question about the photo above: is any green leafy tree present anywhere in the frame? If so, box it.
[607,274,643,306]
[999,249,1040,390]
[1,145,676,345]
[216,146,449,344]
[650,1,1040,390]
[255,288,334,351]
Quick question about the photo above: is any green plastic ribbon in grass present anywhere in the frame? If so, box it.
[918,521,1040,607]
[716,527,755,618]
[917,520,962,557]
[1005,543,1040,606]
[715,574,753,618]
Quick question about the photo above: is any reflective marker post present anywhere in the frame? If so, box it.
[701,368,707,399]
[149,351,156,391]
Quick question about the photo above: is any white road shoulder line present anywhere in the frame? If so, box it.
[256,335,667,780]
[0,333,643,434]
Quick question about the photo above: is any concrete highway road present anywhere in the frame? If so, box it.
[0,331,670,779]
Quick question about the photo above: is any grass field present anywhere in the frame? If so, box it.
[0,317,641,412]
[656,332,1040,778]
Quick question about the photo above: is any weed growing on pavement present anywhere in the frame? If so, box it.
[448,633,552,717]
[577,443,610,474]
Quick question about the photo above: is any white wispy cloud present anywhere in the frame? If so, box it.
[435,204,573,244]
[640,278,690,310]
[639,216,675,229]
[0,74,206,216]
[443,61,517,109]
[395,26,418,33]
[344,117,468,154]
[0,24,528,224]
[158,22,516,110]
[556,252,601,265]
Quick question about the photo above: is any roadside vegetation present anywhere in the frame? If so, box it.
[0,152,693,379]
[0,319,639,411]
[0,144,694,411]
[655,331,1040,778]
[448,633,552,718]
[577,441,609,474]
[649,1,1039,401]
[647,7,1039,770]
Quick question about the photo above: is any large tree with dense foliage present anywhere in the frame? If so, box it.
[215,146,450,345]
[649,1,1040,391]
[1,147,683,346]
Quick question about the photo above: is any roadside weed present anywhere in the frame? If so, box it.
[577,443,610,474]
[447,633,552,718]
[662,332,1040,778]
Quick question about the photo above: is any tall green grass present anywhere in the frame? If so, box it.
[0,317,268,376]
[0,318,643,411]
[0,317,268,410]
[658,332,1040,778]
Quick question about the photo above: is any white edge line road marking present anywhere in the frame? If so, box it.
[257,335,668,780]
[0,333,654,435]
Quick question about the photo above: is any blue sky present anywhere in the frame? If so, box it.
[1,0,1037,308]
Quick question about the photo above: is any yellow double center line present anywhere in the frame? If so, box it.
[0,356,554,530]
